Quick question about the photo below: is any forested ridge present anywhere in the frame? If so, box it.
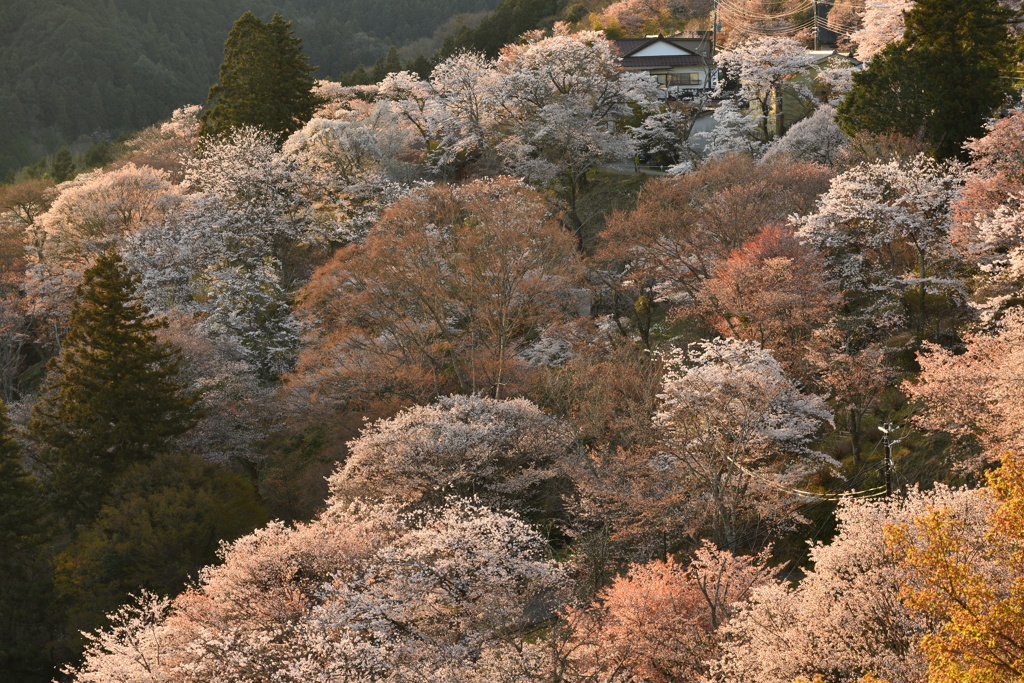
[0,0,504,176]
[4,0,1024,681]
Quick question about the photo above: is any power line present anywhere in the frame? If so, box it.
[705,458,889,559]
[724,452,889,501]
[717,0,814,21]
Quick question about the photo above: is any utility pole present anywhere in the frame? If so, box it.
[813,0,819,51]
[711,0,718,63]
[880,423,901,497]
[710,0,719,92]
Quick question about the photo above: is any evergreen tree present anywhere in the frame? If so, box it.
[29,249,200,524]
[372,46,403,82]
[50,146,76,183]
[0,400,54,677]
[838,0,1019,159]
[199,11,327,143]
[407,54,434,80]
[437,0,561,58]
[55,452,266,645]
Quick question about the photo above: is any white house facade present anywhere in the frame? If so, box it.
[612,33,715,98]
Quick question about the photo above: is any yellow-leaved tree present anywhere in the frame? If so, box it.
[888,455,1024,682]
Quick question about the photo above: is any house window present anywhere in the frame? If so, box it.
[655,73,702,87]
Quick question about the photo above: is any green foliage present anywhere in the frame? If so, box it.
[0,401,55,679]
[50,146,75,183]
[438,0,563,58]
[0,0,503,176]
[837,0,1020,159]
[406,54,435,80]
[28,249,201,524]
[55,452,266,642]
[372,46,404,82]
[199,12,327,142]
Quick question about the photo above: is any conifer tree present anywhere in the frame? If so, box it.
[372,46,403,82]
[199,11,326,143]
[29,249,200,523]
[0,400,53,675]
[838,0,1019,159]
[51,146,76,183]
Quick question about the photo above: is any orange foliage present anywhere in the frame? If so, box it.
[697,223,840,367]
[289,177,582,407]
[566,542,773,682]
[888,455,1024,683]
[597,157,833,319]
[956,110,1024,228]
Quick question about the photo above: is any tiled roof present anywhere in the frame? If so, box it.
[611,36,706,57]
[620,55,712,69]
[612,38,654,56]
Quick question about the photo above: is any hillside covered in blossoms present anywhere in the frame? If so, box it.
[2,0,1024,681]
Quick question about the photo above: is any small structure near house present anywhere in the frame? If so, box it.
[612,33,715,98]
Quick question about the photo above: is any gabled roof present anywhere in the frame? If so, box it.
[620,54,712,69]
[612,36,699,58]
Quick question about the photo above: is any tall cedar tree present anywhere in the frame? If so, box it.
[837,0,1019,159]
[29,249,200,524]
[0,400,53,677]
[199,12,326,143]
[51,146,76,183]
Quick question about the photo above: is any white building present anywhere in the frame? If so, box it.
[612,33,715,98]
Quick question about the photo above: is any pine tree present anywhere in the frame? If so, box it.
[372,46,402,82]
[0,400,53,676]
[29,249,200,523]
[51,146,76,183]
[838,0,1019,159]
[199,11,326,143]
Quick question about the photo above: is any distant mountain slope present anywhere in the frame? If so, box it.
[0,0,500,175]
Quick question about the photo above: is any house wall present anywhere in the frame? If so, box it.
[649,66,710,97]
[631,42,695,57]
[672,38,712,57]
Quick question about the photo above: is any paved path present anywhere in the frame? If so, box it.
[603,161,669,176]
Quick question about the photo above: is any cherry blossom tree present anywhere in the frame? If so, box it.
[176,127,323,377]
[65,498,569,682]
[291,177,582,405]
[851,0,914,61]
[428,51,502,166]
[953,108,1024,309]
[597,157,832,337]
[629,106,706,165]
[697,98,767,159]
[23,164,183,335]
[156,315,277,466]
[183,126,315,247]
[117,104,203,182]
[906,310,1024,469]
[655,338,834,547]
[595,0,703,37]
[120,190,302,380]
[281,105,417,187]
[714,37,815,141]
[329,395,575,519]
[796,154,966,341]
[888,455,1024,683]
[35,164,182,264]
[493,28,659,232]
[715,484,994,683]
[376,53,500,173]
[696,223,841,368]
[761,105,850,166]
[565,542,773,682]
